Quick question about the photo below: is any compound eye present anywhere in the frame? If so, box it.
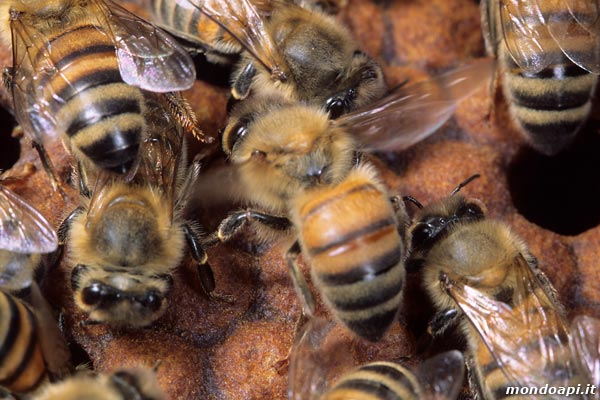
[411,223,432,246]
[325,97,346,119]
[224,115,251,154]
[142,291,162,312]
[457,203,484,218]
[81,282,103,306]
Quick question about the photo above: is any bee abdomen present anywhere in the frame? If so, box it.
[299,181,404,342]
[39,25,145,173]
[149,0,240,54]
[322,362,419,400]
[500,19,598,155]
[0,292,45,393]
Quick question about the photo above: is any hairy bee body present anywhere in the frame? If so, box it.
[483,0,600,155]
[33,367,165,400]
[409,192,593,399]
[0,0,195,177]
[147,0,242,63]
[291,164,405,341]
[67,181,185,327]
[0,290,46,393]
[1,1,144,174]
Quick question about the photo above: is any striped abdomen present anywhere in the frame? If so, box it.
[0,291,45,393]
[148,0,242,59]
[499,4,598,155]
[37,24,144,174]
[322,361,420,400]
[295,168,404,342]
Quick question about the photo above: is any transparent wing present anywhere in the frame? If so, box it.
[0,185,58,254]
[8,14,63,143]
[338,58,495,152]
[96,0,196,91]
[445,255,577,388]
[183,0,287,80]
[570,315,600,387]
[499,0,565,72]
[418,350,465,400]
[546,0,600,73]
[288,317,336,400]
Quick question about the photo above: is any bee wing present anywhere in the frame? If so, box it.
[0,185,58,254]
[95,0,195,91]
[338,58,495,152]
[29,282,72,379]
[7,15,63,143]
[569,315,600,387]
[417,350,465,400]
[183,0,287,80]
[289,317,337,400]
[499,0,565,73]
[445,255,577,388]
[546,0,600,74]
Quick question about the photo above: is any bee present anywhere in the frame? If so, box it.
[208,60,492,341]
[0,180,57,294]
[406,175,596,398]
[32,367,164,400]
[142,0,248,65]
[289,317,466,400]
[163,0,386,116]
[58,93,221,328]
[0,0,200,189]
[481,0,600,155]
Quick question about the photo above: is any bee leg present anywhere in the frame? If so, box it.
[205,209,292,247]
[285,241,316,319]
[427,308,459,337]
[31,141,67,198]
[274,242,317,374]
[164,92,212,144]
[465,354,482,400]
[231,62,256,100]
[183,224,234,303]
[51,207,85,271]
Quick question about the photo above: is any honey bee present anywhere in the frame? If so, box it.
[481,0,600,155]
[58,93,221,328]
[289,317,466,400]
[208,60,492,341]
[406,175,597,398]
[0,0,200,188]
[162,0,386,115]
[0,181,57,294]
[0,284,71,396]
[32,367,164,400]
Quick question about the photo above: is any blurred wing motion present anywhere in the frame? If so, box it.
[0,185,58,254]
[288,317,336,400]
[97,0,196,91]
[339,58,495,152]
[570,315,600,387]
[418,350,465,400]
[499,0,600,74]
[444,255,578,388]
[183,0,287,80]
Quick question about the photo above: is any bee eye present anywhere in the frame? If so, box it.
[457,203,484,218]
[81,282,103,306]
[142,291,162,312]
[411,223,432,246]
[251,150,267,159]
[224,115,252,154]
[325,97,346,119]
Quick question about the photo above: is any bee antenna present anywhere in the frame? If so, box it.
[450,174,480,196]
[402,195,424,209]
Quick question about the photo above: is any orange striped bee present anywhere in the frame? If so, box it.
[482,0,600,155]
[289,317,466,400]
[0,0,200,190]
[407,176,599,398]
